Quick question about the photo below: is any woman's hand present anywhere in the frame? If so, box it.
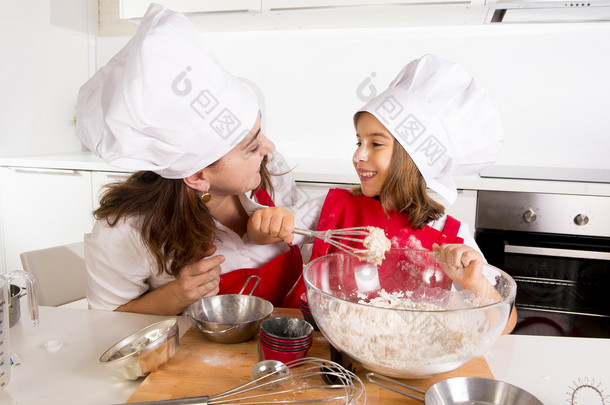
[432,243,485,291]
[174,246,223,302]
[247,207,295,245]
[115,246,223,315]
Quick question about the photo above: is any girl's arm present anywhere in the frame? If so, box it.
[432,243,517,334]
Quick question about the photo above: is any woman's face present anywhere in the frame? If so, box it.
[205,114,275,196]
[353,112,395,198]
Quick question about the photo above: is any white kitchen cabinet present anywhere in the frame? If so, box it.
[0,167,94,273]
[430,189,478,234]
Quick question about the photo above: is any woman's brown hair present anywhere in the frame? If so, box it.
[352,124,445,229]
[94,156,274,277]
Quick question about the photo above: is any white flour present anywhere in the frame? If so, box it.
[363,227,391,265]
[316,290,491,377]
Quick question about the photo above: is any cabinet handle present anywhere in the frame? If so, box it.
[105,174,131,179]
[9,167,77,175]
[504,244,610,261]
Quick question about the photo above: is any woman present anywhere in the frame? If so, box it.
[76,4,314,315]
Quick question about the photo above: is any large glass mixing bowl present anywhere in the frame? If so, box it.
[303,248,516,379]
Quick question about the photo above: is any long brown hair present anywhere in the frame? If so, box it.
[352,136,445,230]
[94,156,274,276]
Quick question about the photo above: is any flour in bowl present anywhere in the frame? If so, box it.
[316,289,489,377]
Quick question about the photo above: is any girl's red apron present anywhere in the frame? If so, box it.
[309,188,464,290]
[217,189,303,308]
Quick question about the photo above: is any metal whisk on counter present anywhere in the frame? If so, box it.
[123,357,366,404]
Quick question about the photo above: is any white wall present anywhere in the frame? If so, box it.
[0,0,92,157]
[2,3,609,173]
[97,21,610,174]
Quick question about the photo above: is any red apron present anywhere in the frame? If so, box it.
[217,189,304,308]
[310,188,464,291]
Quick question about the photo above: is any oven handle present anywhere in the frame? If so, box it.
[504,244,610,261]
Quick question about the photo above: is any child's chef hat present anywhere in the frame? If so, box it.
[357,54,503,204]
[76,4,258,179]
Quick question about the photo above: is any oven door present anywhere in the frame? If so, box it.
[475,229,610,338]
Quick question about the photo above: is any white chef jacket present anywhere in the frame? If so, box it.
[85,152,324,311]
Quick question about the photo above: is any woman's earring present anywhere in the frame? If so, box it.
[200,191,211,204]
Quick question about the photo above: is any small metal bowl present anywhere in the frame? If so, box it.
[98,319,179,380]
[186,294,273,344]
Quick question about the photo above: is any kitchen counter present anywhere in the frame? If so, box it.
[1,152,609,197]
[3,306,610,405]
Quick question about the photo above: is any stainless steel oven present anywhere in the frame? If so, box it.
[475,190,610,338]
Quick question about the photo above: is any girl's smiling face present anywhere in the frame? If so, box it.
[353,112,395,197]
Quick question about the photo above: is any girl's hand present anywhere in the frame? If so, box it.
[247,207,295,245]
[174,246,223,302]
[432,243,485,291]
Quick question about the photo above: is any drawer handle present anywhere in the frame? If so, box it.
[10,167,77,175]
[505,244,610,261]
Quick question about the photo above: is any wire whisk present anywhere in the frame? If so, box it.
[122,357,366,404]
[293,227,391,265]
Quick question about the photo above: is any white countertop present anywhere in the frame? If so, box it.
[1,152,609,197]
[3,306,610,405]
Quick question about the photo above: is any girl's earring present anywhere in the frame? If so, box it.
[200,191,211,204]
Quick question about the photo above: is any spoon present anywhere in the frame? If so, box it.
[250,360,290,389]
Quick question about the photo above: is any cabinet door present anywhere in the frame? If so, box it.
[429,189,478,234]
[0,167,93,273]
[91,171,132,212]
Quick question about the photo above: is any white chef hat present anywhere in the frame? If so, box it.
[357,54,503,204]
[76,3,258,179]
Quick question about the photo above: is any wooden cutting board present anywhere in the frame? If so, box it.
[128,308,494,404]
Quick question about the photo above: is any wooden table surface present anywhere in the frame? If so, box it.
[127,308,494,404]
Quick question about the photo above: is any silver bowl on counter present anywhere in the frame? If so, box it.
[186,293,273,344]
[186,275,273,344]
[303,248,516,379]
[98,319,179,380]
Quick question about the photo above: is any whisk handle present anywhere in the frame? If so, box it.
[292,227,316,237]
[117,396,210,405]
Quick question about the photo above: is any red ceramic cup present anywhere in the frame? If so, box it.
[258,341,310,365]
[259,333,313,349]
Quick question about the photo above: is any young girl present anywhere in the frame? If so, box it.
[249,54,516,332]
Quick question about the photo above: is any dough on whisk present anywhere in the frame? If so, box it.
[363,227,391,265]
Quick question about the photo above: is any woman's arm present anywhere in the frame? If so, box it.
[247,207,295,245]
[115,252,224,315]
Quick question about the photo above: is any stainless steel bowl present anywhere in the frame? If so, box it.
[367,374,543,404]
[98,319,179,380]
[186,294,273,344]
